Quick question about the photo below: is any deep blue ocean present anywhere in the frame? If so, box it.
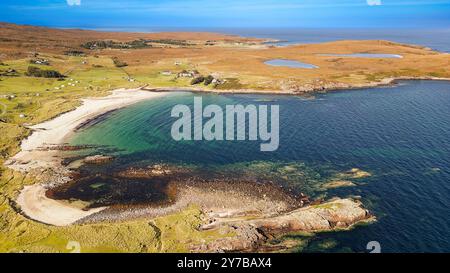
[219,28,450,52]
[86,27,450,53]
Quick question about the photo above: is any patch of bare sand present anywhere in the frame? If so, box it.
[17,184,106,226]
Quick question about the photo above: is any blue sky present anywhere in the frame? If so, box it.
[1,0,449,29]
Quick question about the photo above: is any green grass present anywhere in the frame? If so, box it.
[214,78,245,90]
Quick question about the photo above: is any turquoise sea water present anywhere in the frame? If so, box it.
[69,80,450,253]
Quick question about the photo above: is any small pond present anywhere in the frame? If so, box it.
[265,59,318,69]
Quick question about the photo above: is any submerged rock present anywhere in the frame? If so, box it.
[117,164,175,178]
[338,168,372,179]
[321,180,356,190]
[83,155,114,164]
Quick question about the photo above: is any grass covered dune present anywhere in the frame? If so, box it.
[0,22,447,252]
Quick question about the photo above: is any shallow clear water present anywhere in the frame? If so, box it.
[70,80,450,253]
[265,59,318,69]
[319,53,403,59]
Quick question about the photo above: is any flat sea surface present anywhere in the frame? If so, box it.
[220,28,450,52]
[86,27,450,52]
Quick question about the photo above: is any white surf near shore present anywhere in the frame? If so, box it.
[6,88,168,226]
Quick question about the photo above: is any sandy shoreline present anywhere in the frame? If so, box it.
[5,88,168,226]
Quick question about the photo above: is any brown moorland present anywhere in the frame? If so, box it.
[1,22,449,94]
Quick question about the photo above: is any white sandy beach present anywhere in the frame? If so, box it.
[17,184,106,226]
[6,88,168,226]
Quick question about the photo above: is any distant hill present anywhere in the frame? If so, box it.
[0,22,261,59]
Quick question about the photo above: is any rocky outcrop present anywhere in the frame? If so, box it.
[193,198,373,252]
[252,198,370,232]
[83,154,114,164]
[117,164,175,178]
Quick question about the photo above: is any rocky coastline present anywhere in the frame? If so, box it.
[143,76,450,96]
[51,164,375,252]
